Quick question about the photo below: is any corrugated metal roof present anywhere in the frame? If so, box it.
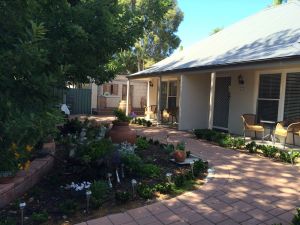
[131,1,300,77]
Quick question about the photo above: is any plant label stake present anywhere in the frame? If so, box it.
[121,163,125,178]
[116,169,121,183]
[190,161,194,177]
[86,190,92,214]
[166,173,172,183]
[107,173,113,188]
[19,202,26,225]
[131,179,137,198]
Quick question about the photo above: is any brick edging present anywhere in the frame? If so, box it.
[0,142,56,208]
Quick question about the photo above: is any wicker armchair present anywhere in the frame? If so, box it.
[145,105,157,119]
[241,114,265,141]
[274,121,300,148]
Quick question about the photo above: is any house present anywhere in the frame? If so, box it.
[126,1,300,144]
[92,75,147,115]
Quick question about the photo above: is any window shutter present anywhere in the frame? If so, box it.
[284,73,300,120]
[257,74,281,122]
[112,84,118,95]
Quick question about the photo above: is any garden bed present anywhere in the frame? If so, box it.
[0,119,208,225]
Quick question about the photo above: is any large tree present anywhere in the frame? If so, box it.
[0,0,147,152]
[115,0,184,73]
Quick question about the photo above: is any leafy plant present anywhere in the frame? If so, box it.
[121,153,143,173]
[59,118,83,136]
[176,141,185,151]
[79,139,114,163]
[141,164,161,178]
[279,150,300,164]
[161,143,175,154]
[115,190,131,203]
[174,174,186,187]
[113,109,131,122]
[259,145,278,158]
[90,180,110,208]
[0,217,16,225]
[154,183,175,194]
[292,208,300,225]
[135,137,150,150]
[137,183,155,199]
[245,141,257,153]
[146,120,152,127]
[31,211,49,224]
[59,199,79,215]
[193,160,207,177]
[232,138,245,149]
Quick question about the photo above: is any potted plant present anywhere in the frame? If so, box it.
[173,142,186,162]
[108,109,136,144]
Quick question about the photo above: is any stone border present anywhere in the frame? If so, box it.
[0,142,55,208]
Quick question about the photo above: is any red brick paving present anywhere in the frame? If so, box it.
[75,127,300,225]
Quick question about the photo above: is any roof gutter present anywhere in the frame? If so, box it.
[127,56,300,79]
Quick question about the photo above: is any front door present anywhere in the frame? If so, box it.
[213,77,231,130]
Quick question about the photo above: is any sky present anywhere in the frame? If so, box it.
[176,0,272,49]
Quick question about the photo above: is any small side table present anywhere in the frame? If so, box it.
[260,120,276,144]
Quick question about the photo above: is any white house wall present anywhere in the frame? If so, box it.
[225,70,257,134]
[179,74,210,130]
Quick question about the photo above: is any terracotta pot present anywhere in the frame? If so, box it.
[108,121,136,144]
[174,150,186,162]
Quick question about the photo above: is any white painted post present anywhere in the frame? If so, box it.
[126,79,130,116]
[278,72,287,121]
[157,77,162,124]
[208,72,216,130]
[146,80,151,120]
[178,75,184,130]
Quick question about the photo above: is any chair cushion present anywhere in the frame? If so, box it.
[274,128,287,137]
[246,125,264,132]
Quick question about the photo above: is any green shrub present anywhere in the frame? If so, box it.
[259,145,278,158]
[217,135,233,147]
[279,150,300,164]
[174,174,186,187]
[79,139,114,163]
[59,199,79,215]
[245,141,257,153]
[137,183,155,199]
[113,109,130,122]
[135,137,150,150]
[137,118,142,125]
[154,183,175,194]
[115,190,131,203]
[193,160,207,177]
[146,120,152,127]
[90,180,109,208]
[31,211,48,224]
[176,141,185,151]
[161,143,175,154]
[292,208,300,225]
[60,118,83,135]
[232,138,245,149]
[141,164,161,178]
[0,217,16,225]
[121,153,143,173]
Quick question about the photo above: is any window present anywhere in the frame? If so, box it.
[257,74,281,122]
[160,81,177,110]
[103,84,118,96]
[284,73,300,120]
[121,84,133,101]
[168,81,177,109]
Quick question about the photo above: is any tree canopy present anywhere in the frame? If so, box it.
[0,0,159,151]
[114,0,184,73]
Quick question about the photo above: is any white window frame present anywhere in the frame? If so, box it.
[254,68,300,122]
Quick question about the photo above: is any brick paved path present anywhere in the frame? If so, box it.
[76,127,300,225]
